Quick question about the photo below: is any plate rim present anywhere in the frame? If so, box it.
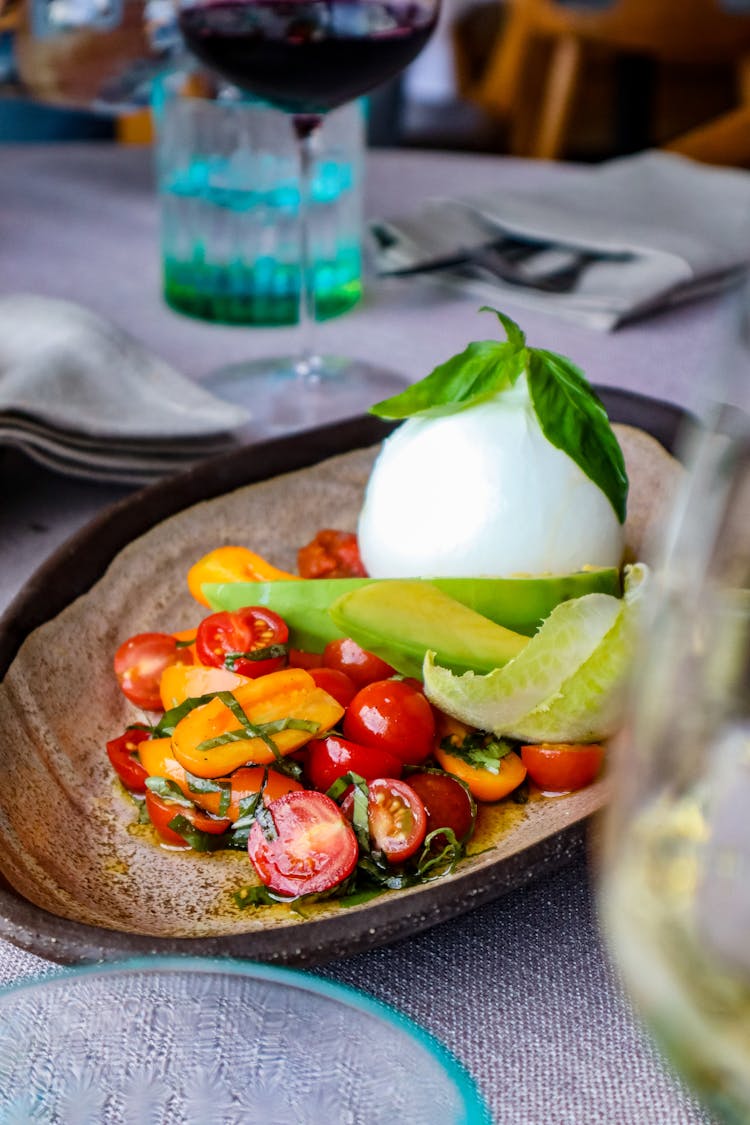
[0,388,686,967]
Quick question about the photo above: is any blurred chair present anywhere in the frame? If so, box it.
[666,103,750,166]
[457,0,750,159]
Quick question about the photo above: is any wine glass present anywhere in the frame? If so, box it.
[599,358,750,1120]
[175,0,440,433]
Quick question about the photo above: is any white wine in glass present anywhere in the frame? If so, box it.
[600,396,750,1124]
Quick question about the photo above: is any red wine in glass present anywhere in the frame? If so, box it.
[177,0,440,437]
[178,1,438,117]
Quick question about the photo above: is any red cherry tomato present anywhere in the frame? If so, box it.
[343,680,436,766]
[106,728,151,792]
[247,791,358,896]
[145,791,231,847]
[322,638,395,689]
[407,771,476,844]
[344,778,427,863]
[195,607,288,679]
[520,743,604,793]
[288,648,324,670]
[114,632,192,711]
[308,668,357,709]
[305,734,403,793]
[297,530,367,579]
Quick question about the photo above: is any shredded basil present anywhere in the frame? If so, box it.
[166,814,228,852]
[224,643,288,670]
[174,637,194,649]
[441,732,514,775]
[144,777,193,807]
[153,693,219,737]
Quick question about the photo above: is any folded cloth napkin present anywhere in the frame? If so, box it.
[371,151,750,331]
[0,295,249,483]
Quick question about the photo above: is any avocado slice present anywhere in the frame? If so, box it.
[330,581,530,679]
[203,568,621,653]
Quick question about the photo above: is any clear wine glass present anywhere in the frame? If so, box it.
[175,0,440,434]
[599,320,750,1121]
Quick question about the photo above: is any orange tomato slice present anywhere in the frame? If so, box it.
[159,663,250,711]
[187,546,298,607]
[171,667,343,778]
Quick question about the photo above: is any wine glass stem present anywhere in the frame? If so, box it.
[294,116,322,379]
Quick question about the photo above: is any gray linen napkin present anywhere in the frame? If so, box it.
[371,151,750,331]
[0,295,249,482]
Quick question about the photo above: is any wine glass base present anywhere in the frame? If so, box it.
[202,354,407,441]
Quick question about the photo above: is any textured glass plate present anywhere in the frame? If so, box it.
[0,957,490,1124]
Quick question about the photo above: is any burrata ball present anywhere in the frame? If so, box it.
[358,377,624,577]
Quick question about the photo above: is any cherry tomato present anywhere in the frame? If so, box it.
[308,668,357,709]
[297,530,367,579]
[343,680,436,766]
[344,778,427,863]
[520,742,604,793]
[187,546,297,607]
[435,743,527,803]
[322,638,395,689]
[407,771,476,844]
[145,791,231,847]
[114,632,192,711]
[195,606,288,679]
[247,791,358,896]
[106,728,151,792]
[305,734,403,793]
[288,648,324,670]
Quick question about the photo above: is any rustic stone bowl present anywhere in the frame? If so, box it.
[0,392,685,966]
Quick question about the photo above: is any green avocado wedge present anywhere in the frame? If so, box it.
[203,568,621,654]
[329,581,530,679]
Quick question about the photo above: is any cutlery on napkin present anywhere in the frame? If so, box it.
[371,151,750,331]
[0,295,249,483]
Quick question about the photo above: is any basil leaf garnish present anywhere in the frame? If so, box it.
[145,777,193,807]
[185,771,222,795]
[526,348,628,524]
[166,814,227,852]
[153,693,219,737]
[441,733,514,775]
[369,306,628,524]
[225,643,288,670]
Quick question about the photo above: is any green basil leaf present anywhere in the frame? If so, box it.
[338,888,385,908]
[166,813,228,852]
[185,771,222,795]
[441,733,514,775]
[225,643,288,670]
[145,777,193,807]
[526,349,628,524]
[233,884,301,908]
[479,305,526,350]
[369,340,521,420]
[174,637,194,649]
[153,693,219,737]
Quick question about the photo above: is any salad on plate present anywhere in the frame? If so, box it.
[105,309,646,910]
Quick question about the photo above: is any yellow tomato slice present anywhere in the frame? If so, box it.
[159,663,250,711]
[171,667,343,778]
[187,546,299,607]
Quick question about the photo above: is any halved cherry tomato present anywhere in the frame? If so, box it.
[247,791,358,896]
[322,638,395,689]
[137,738,302,819]
[305,734,403,793]
[343,778,427,864]
[106,728,151,792]
[435,743,527,803]
[407,771,476,844]
[114,632,192,711]
[308,668,357,709]
[196,606,288,679]
[187,546,298,607]
[288,648,324,670]
[520,742,604,793]
[144,791,231,847]
[343,679,436,766]
[297,530,367,579]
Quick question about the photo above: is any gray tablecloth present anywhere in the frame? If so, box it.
[0,144,719,1124]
